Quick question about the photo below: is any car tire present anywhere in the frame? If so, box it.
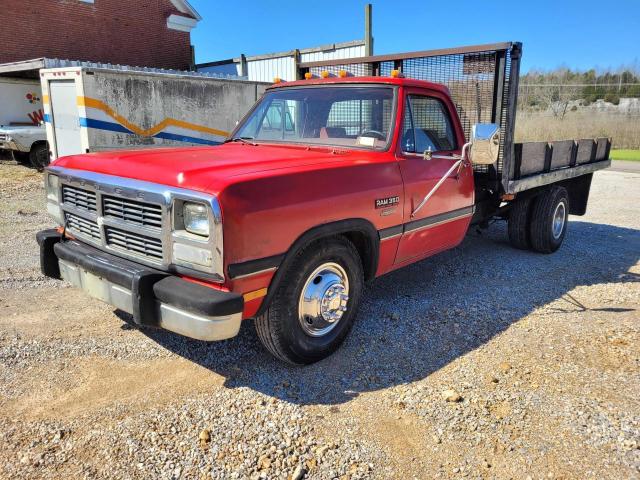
[507,196,533,250]
[29,143,49,170]
[255,236,364,365]
[529,186,569,253]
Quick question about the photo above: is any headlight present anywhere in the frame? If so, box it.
[46,173,59,202]
[45,173,63,224]
[183,202,209,237]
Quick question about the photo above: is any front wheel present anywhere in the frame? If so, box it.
[255,237,364,364]
[29,143,49,170]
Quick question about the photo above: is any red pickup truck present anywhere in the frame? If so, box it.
[37,43,610,364]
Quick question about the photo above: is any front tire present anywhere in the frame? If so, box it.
[529,186,569,253]
[29,143,49,170]
[255,237,364,365]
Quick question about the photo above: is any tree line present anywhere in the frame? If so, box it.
[518,68,640,118]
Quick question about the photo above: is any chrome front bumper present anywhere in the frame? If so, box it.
[37,230,243,342]
[0,140,26,152]
[59,260,241,341]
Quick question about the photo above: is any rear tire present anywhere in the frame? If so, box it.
[507,197,533,250]
[29,143,49,170]
[255,237,364,365]
[529,186,569,253]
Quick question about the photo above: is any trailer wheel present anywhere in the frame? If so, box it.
[529,186,569,253]
[29,143,49,170]
[507,197,533,250]
[255,236,363,365]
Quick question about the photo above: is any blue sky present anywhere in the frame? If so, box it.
[189,0,639,73]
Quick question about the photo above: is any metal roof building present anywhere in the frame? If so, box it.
[196,40,368,82]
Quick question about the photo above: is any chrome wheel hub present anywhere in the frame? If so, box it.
[552,201,566,239]
[298,263,349,337]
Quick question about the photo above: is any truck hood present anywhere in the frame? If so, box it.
[52,143,359,194]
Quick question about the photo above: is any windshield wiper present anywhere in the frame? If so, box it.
[224,136,257,146]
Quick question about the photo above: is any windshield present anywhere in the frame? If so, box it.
[233,86,396,149]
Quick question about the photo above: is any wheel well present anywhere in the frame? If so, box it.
[30,140,48,152]
[255,219,379,317]
[339,230,377,282]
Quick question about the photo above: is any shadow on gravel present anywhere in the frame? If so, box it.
[130,220,640,405]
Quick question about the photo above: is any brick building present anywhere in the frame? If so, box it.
[1,0,201,71]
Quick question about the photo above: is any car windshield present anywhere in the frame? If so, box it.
[233,85,395,149]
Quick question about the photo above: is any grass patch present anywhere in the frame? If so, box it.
[610,149,640,161]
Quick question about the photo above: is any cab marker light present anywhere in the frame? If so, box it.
[390,69,403,78]
[304,72,313,80]
[320,70,330,78]
[338,70,348,78]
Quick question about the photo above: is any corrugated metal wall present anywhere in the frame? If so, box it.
[299,45,365,63]
[246,56,297,83]
[197,41,366,83]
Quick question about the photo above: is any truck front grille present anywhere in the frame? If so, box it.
[65,213,100,241]
[102,196,162,230]
[105,226,163,261]
[62,185,97,212]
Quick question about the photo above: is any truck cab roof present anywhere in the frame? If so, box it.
[267,75,452,96]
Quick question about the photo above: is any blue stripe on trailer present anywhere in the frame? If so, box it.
[155,131,221,145]
[79,117,131,134]
[79,118,221,145]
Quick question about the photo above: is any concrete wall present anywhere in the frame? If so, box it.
[1,0,194,70]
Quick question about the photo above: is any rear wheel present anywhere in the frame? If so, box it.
[29,143,49,170]
[255,237,364,364]
[507,196,533,250]
[529,186,569,253]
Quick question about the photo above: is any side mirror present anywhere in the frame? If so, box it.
[470,123,500,165]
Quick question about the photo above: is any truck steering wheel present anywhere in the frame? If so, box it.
[359,129,385,140]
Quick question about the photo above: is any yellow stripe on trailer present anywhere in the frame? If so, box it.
[77,96,230,138]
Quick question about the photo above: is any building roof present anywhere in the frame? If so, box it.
[169,0,202,20]
[0,58,254,81]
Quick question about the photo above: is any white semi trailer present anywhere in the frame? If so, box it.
[41,66,269,161]
[0,77,48,167]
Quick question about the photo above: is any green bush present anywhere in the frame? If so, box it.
[604,93,620,105]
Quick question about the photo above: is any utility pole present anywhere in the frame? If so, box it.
[364,4,373,56]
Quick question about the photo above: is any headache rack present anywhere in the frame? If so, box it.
[297,42,611,195]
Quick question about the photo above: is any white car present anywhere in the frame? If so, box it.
[0,124,48,168]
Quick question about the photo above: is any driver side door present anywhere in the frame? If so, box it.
[395,90,474,265]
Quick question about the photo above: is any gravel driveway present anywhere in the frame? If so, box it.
[1,163,638,479]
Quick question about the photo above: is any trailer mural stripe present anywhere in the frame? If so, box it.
[77,117,222,145]
[40,96,228,146]
[77,96,230,137]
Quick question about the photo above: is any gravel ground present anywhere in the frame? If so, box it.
[0,163,638,479]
